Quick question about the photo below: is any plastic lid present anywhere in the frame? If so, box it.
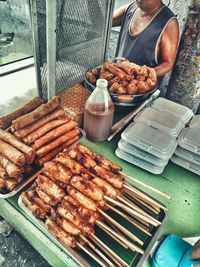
[171,155,200,176]
[134,107,184,137]
[121,122,177,159]
[175,146,200,165]
[96,79,108,88]
[178,128,200,155]
[115,148,165,174]
[118,139,168,167]
[151,97,193,123]
[189,115,200,128]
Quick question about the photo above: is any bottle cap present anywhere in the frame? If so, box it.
[96,79,108,88]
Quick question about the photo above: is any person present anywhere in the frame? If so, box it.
[191,239,200,267]
[112,0,179,81]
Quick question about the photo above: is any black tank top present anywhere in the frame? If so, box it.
[116,2,176,68]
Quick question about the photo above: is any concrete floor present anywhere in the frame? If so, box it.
[0,216,50,267]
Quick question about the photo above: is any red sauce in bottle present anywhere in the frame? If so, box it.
[83,79,115,141]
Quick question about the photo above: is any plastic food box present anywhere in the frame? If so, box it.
[189,115,200,128]
[121,122,178,160]
[118,139,168,167]
[134,107,184,137]
[175,146,200,166]
[151,97,193,124]
[171,155,200,176]
[116,148,165,174]
[178,128,200,155]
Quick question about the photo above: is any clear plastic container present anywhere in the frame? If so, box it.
[118,139,168,167]
[151,97,193,124]
[178,128,200,155]
[134,107,184,137]
[121,122,178,160]
[115,148,165,175]
[189,115,200,128]
[175,146,200,166]
[171,155,200,176]
[83,79,114,141]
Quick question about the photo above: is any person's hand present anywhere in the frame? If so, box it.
[190,239,200,267]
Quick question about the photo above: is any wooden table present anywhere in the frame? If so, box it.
[0,137,200,267]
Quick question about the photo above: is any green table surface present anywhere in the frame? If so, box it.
[0,137,200,267]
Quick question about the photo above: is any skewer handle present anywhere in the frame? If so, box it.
[97,221,129,249]
[98,208,143,246]
[96,220,144,255]
[121,172,171,200]
[77,242,107,267]
[104,195,160,227]
[80,235,114,267]
[91,234,129,267]
[123,182,168,211]
[105,203,151,236]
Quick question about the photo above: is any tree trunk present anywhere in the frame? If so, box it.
[166,1,200,113]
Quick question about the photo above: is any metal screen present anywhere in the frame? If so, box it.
[29,0,114,101]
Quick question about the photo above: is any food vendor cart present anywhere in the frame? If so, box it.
[0,0,200,266]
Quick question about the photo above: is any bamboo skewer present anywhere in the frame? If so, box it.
[106,219,128,241]
[105,196,150,227]
[97,221,129,249]
[104,195,160,227]
[123,182,167,211]
[90,234,129,267]
[124,192,160,214]
[98,208,143,246]
[106,203,151,236]
[106,202,150,228]
[96,220,144,254]
[123,187,161,212]
[120,172,171,200]
[77,243,107,267]
[118,197,160,223]
[80,235,114,267]
[118,196,160,225]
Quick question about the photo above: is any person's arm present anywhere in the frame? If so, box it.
[112,4,129,27]
[154,18,179,77]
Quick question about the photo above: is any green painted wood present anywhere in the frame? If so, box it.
[0,199,80,267]
[0,137,200,267]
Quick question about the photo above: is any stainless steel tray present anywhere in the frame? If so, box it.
[0,128,86,199]
[18,196,90,267]
[85,66,158,108]
[18,182,167,267]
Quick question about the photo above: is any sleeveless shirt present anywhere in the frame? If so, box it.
[116,2,176,68]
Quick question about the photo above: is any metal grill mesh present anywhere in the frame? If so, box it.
[32,0,113,100]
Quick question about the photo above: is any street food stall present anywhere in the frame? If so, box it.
[0,0,200,267]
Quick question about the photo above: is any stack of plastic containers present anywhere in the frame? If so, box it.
[171,115,200,176]
[151,97,193,124]
[116,98,193,175]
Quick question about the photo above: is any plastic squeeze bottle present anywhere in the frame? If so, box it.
[83,79,115,141]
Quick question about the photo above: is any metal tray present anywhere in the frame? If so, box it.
[0,128,86,199]
[18,196,90,267]
[85,66,158,108]
[18,181,167,267]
